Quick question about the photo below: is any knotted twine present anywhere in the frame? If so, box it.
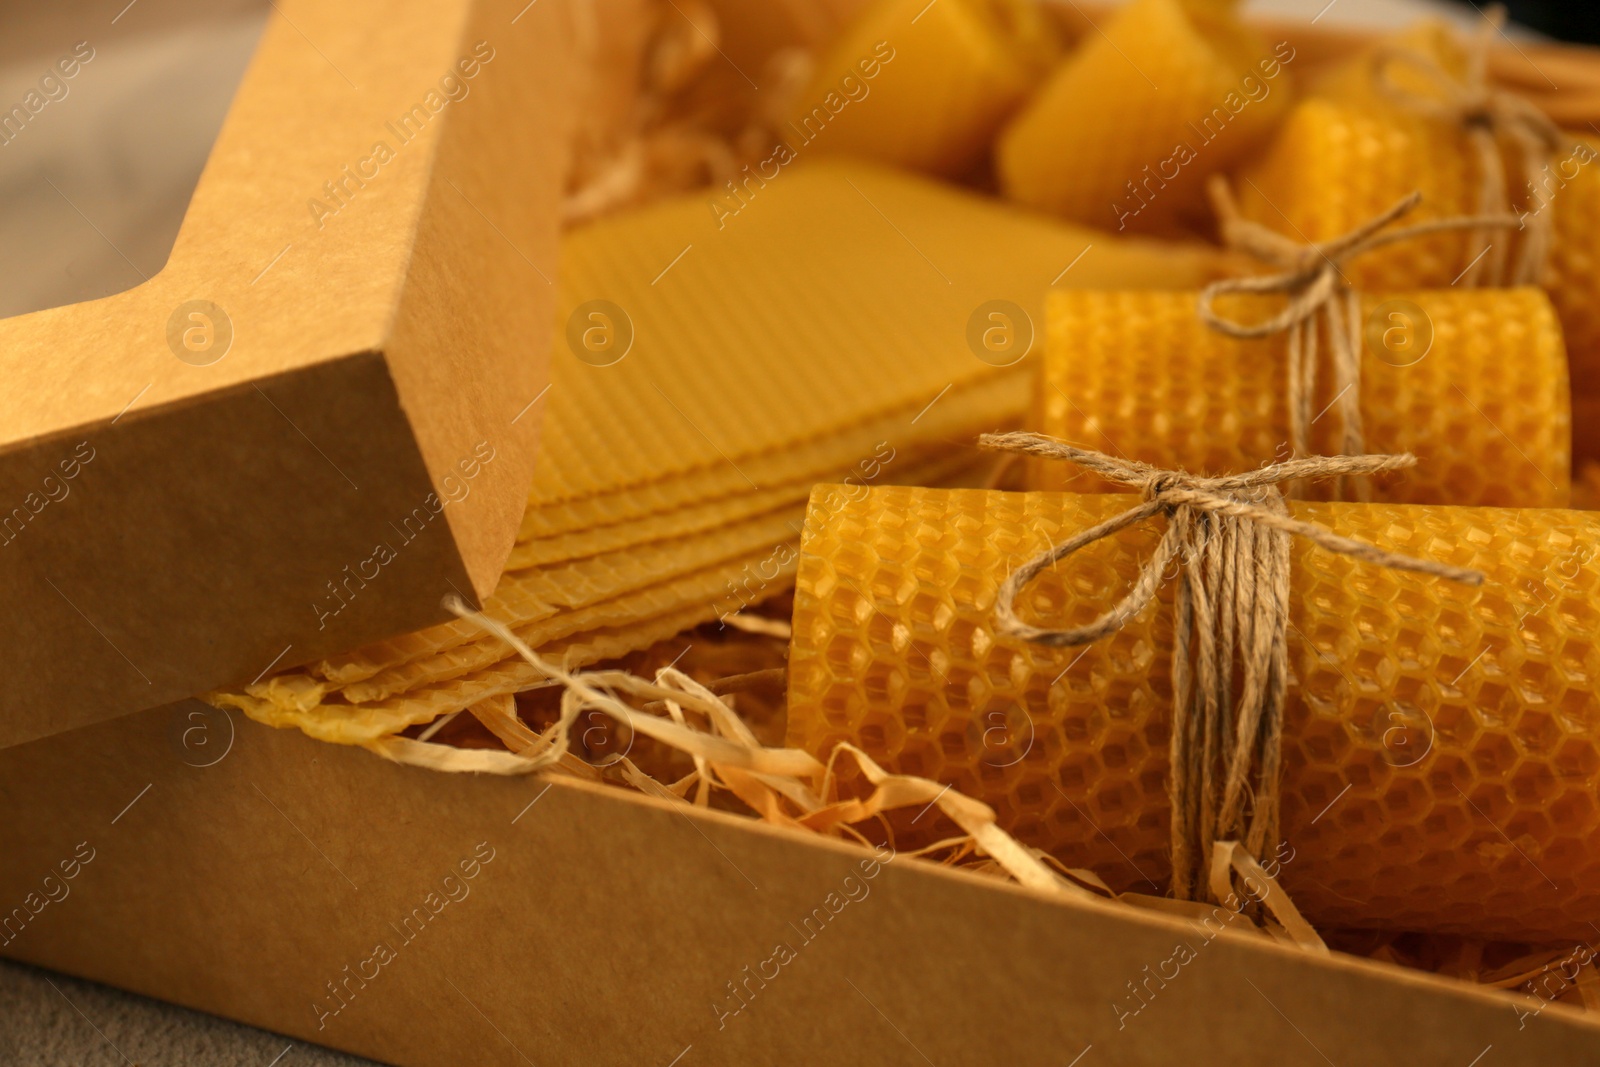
[1198,178,1522,501]
[1372,4,1568,287]
[981,432,1484,903]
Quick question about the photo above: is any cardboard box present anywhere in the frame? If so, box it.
[3,701,1597,1066]
[5,2,1600,1064]
[0,0,572,748]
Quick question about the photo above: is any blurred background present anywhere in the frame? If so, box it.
[0,0,1592,322]
[1487,1,1600,44]
[0,0,267,319]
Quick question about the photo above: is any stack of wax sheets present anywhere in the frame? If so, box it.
[210,159,1227,744]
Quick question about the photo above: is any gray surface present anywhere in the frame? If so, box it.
[0,958,378,1066]
[0,3,270,320]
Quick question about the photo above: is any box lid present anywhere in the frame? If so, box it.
[0,0,573,748]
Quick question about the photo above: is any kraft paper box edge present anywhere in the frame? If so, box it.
[1,700,1595,1066]
[0,0,573,748]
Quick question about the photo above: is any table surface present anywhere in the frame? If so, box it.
[0,0,1523,1064]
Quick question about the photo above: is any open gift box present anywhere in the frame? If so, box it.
[5,0,1600,1064]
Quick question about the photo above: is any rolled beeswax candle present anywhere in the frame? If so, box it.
[1240,66,1600,451]
[1031,288,1571,508]
[788,484,1600,940]
[997,0,1294,235]
[789,0,1061,177]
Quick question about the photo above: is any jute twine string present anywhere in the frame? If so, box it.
[1198,177,1522,501]
[1372,4,1568,287]
[980,432,1484,902]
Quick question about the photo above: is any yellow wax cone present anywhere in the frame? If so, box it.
[1031,288,1571,508]
[788,484,1600,941]
[784,0,1061,178]
[997,0,1295,236]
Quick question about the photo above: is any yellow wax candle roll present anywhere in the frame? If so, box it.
[1237,34,1600,452]
[787,484,1600,941]
[1031,288,1571,508]
[996,0,1295,236]
[785,0,1061,178]
[1241,97,1600,335]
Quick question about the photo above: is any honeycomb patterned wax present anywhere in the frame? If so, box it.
[517,367,1025,541]
[787,485,1600,940]
[1031,288,1571,508]
[1240,96,1600,454]
[212,598,729,746]
[211,449,993,742]
[510,447,979,570]
[307,501,805,691]
[319,448,977,695]
[788,0,1060,177]
[536,158,1228,512]
[996,0,1294,236]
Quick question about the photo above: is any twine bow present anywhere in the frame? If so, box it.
[980,432,1483,902]
[1372,4,1568,287]
[1198,178,1521,501]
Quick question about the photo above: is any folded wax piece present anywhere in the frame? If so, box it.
[997,0,1294,236]
[787,483,1600,941]
[787,0,1062,178]
[1030,288,1571,508]
[213,160,1230,741]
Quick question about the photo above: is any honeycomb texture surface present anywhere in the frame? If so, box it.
[1031,288,1571,507]
[509,448,976,570]
[517,369,1025,541]
[212,597,730,746]
[1240,95,1600,424]
[997,0,1292,235]
[535,159,1227,512]
[337,451,979,702]
[340,544,789,704]
[793,0,1060,176]
[232,510,797,717]
[787,485,1600,940]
